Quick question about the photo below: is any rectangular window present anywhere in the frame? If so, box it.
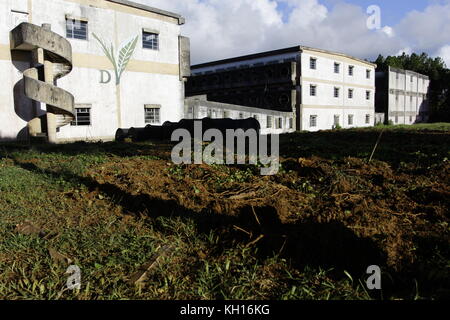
[310,115,317,128]
[66,19,88,40]
[288,118,293,129]
[409,116,413,122]
[366,69,371,79]
[410,76,414,82]
[144,105,161,124]
[349,65,354,76]
[310,85,317,96]
[396,72,399,80]
[348,114,354,125]
[395,115,398,124]
[223,111,230,118]
[239,112,244,119]
[348,89,354,99]
[276,118,283,129]
[334,87,340,98]
[266,116,273,128]
[365,114,371,124]
[334,115,340,126]
[143,31,159,50]
[310,57,317,70]
[71,106,91,126]
[366,90,371,100]
[334,63,340,74]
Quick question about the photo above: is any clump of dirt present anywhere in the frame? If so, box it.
[83,153,449,281]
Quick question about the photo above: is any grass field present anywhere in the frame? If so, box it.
[0,123,449,300]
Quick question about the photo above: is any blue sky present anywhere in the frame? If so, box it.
[277,0,431,25]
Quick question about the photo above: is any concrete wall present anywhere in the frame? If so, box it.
[0,0,186,142]
[186,96,295,135]
[386,67,430,124]
[299,48,375,131]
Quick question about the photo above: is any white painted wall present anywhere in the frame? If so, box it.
[300,49,375,131]
[0,0,186,142]
[387,67,430,124]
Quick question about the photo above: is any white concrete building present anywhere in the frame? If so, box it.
[375,66,430,124]
[1,0,190,142]
[187,46,376,132]
[300,47,376,131]
[186,95,295,135]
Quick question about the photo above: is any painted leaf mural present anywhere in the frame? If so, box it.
[93,33,138,85]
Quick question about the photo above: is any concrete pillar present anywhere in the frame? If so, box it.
[28,48,44,137]
[44,59,57,143]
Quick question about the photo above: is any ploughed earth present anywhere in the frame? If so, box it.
[1,126,449,299]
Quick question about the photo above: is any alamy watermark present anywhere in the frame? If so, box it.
[170,122,280,176]
[367,5,381,30]
[366,265,382,290]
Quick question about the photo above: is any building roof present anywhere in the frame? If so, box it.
[107,0,185,25]
[192,45,377,69]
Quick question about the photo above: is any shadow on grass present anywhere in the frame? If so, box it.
[12,159,385,286]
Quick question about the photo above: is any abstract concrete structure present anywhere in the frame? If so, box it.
[10,22,75,143]
[186,46,376,132]
[1,0,189,142]
[375,66,430,124]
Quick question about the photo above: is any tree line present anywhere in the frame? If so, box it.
[374,53,450,122]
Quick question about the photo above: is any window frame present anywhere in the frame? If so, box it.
[310,57,317,70]
[66,18,88,41]
[348,65,354,76]
[142,30,159,50]
[71,105,91,126]
[334,87,340,98]
[348,114,354,126]
[348,89,354,99]
[334,62,340,74]
[144,105,161,124]
[310,115,318,128]
[310,85,317,97]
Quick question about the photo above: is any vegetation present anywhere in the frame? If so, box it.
[0,123,449,300]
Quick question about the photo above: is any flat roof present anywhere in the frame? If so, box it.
[107,0,185,25]
[192,45,377,69]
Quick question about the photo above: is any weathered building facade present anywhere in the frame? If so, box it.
[186,46,376,132]
[1,0,190,142]
[186,95,295,135]
[375,66,430,124]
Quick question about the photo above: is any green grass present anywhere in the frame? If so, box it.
[0,123,448,300]
[0,157,369,300]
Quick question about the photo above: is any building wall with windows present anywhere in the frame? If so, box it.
[299,47,375,131]
[0,0,189,142]
[375,66,430,125]
[186,95,295,135]
[186,45,376,133]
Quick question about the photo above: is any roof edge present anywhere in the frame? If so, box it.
[192,45,377,69]
[106,0,185,25]
[300,46,377,67]
[192,46,302,69]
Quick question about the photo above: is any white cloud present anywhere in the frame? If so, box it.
[136,0,450,66]
[436,45,450,68]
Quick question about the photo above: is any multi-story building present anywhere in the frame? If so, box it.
[186,46,376,132]
[1,0,190,142]
[375,66,430,124]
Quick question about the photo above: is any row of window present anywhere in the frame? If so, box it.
[203,109,294,130]
[309,85,372,100]
[309,114,372,128]
[66,18,159,50]
[310,57,371,79]
[71,106,161,126]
